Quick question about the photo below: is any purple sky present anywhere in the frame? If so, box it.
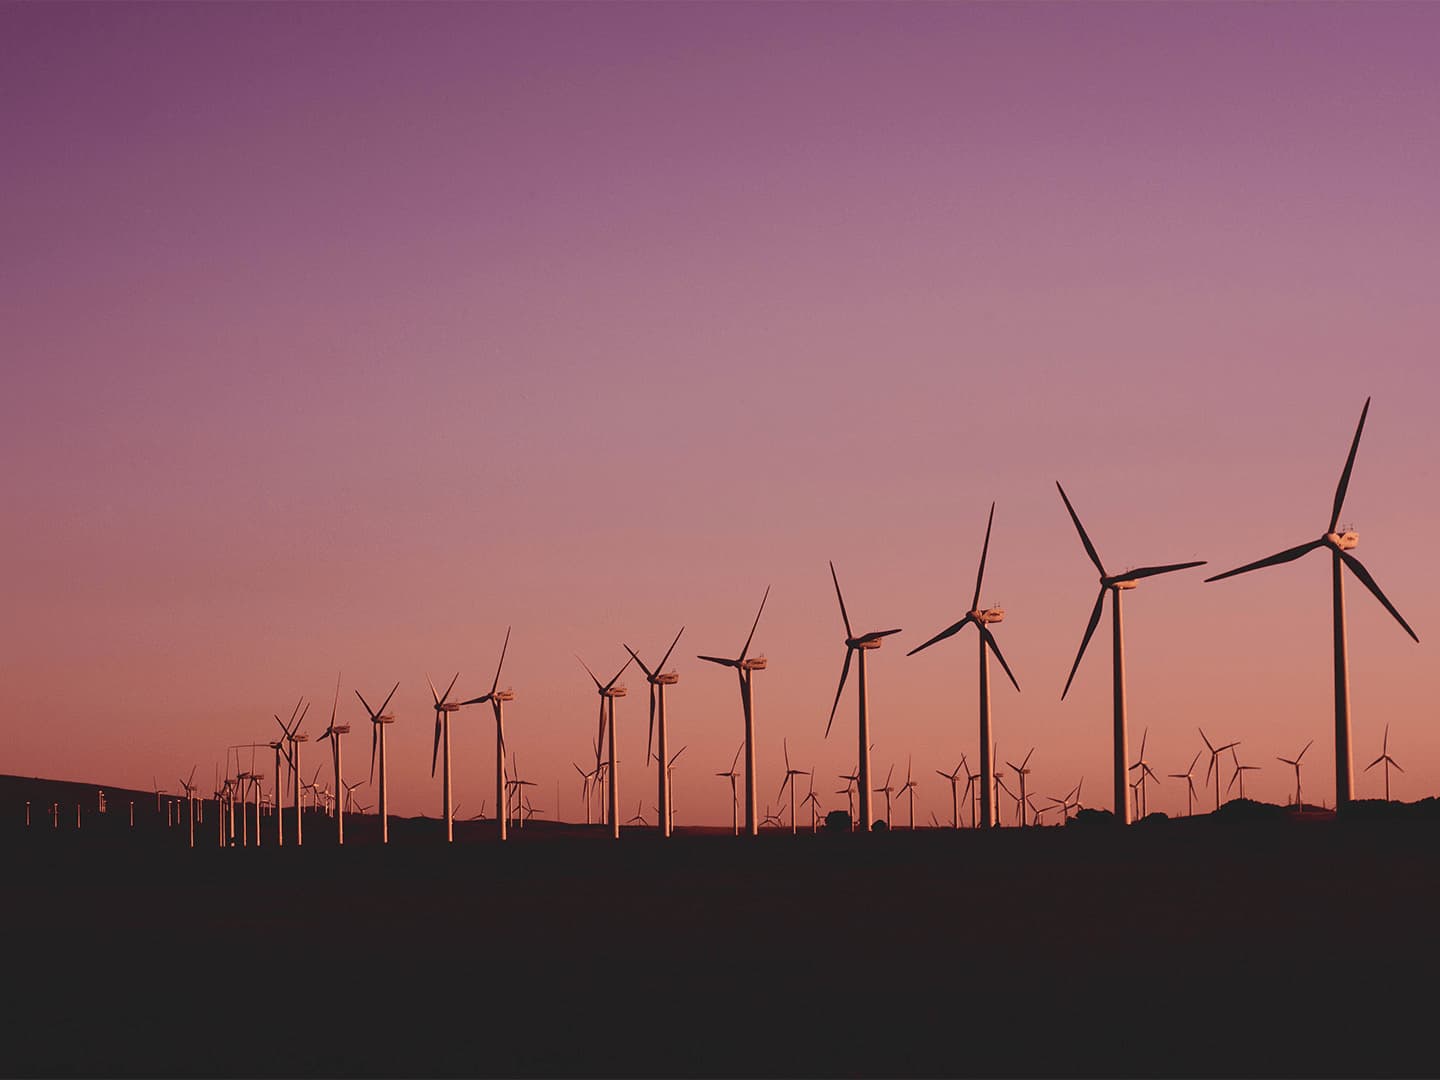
[3,3,1438,823]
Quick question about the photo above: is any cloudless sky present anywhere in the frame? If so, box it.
[4,2,1438,824]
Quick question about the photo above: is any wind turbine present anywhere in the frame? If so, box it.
[178,767,198,848]
[1277,740,1314,810]
[1169,751,1202,817]
[624,626,684,840]
[936,760,965,829]
[823,562,901,834]
[664,745,686,834]
[458,627,516,841]
[836,771,859,829]
[275,699,309,846]
[962,764,982,828]
[699,587,770,837]
[1057,482,1206,824]
[427,671,463,842]
[573,763,595,826]
[717,743,743,836]
[1204,398,1418,812]
[874,764,896,827]
[771,738,807,836]
[1005,749,1034,828]
[315,674,350,845]
[626,800,647,827]
[908,503,1020,828]
[1199,729,1240,814]
[894,757,918,830]
[1128,730,1159,819]
[355,681,399,843]
[1364,725,1403,802]
[267,736,291,847]
[578,654,633,839]
[800,773,822,833]
[1226,746,1261,802]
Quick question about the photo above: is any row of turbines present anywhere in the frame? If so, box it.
[158,397,1415,847]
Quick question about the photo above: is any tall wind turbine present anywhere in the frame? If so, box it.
[664,745,686,833]
[427,672,462,843]
[1057,482,1206,825]
[578,654,633,839]
[1227,746,1261,802]
[356,681,399,843]
[936,760,965,829]
[1365,725,1403,802]
[178,767,198,848]
[315,674,349,845]
[1128,730,1159,820]
[698,587,770,838]
[459,627,516,841]
[624,626,684,840]
[275,699,309,846]
[1006,749,1034,827]
[908,503,1020,828]
[874,764,896,826]
[1204,398,1418,812]
[823,562,901,834]
[1277,740,1314,810]
[895,757,919,830]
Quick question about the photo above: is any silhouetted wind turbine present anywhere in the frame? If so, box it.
[1226,746,1261,802]
[1006,749,1034,828]
[315,674,349,845]
[778,738,808,835]
[427,672,462,842]
[459,627,516,841]
[1057,482,1205,824]
[275,699,309,846]
[874,764,896,826]
[1204,398,1418,811]
[1365,724,1403,802]
[578,654,633,839]
[626,800,647,827]
[1277,740,1314,810]
[356,681,399,843]
[836,771,859,829]
[573,763,594,826]
[800,773,822,833]
[1128,730,1159,819]
[698,587,770,837]
[908,503,1020,828]
[823,562,901,834]
[1169,751,1202,817]
[178,767,198,848]
[664,745,686,833]
[624,626,684,839]
[936,760,965,829]
[1199,729,1239,814]
[895,756,919,829]
[716,742,742,836]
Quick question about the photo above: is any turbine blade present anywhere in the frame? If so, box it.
[696,654,738,667]
[576,654,603,688]
[603,653,634,692]
[1204,540,1324,583]
[824,647,854,739]
[431,714,441,778]
[369,725,378,784]
[906,615,973,657]
[491,626,512,694]
[377,681,399,717]
[1116,560,1207,582]
[1061,589,1106,700]
[972,501,996,611]
[735,589,772,666]
[1340,551,1419,642]
[623,643,654,681]
[646,683,656,765]
[1330,397,1370,533]
[426,673,440,706]
[829,562,853,640]
[355,689,375,718]
[329,671,341,729]
[1056,482,1105,576]
[441,671,460,704]
[982,626,1021,693]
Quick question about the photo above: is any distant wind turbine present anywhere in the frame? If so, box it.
[823,562,902,834]
[1058,482,1205,824]
[1277,740,1314,811]
[1204,398,1418,812]
[1226,746,1261,802]
[936,759,965,829]
[315,673,349,845]
[578,653,633,839]
[1127,730,1158,819]
[908,503,1020,828]
[717,742,743,836]
[778,738,808,835]
[275,699,309,846]
[698,587,770,838]
[458,627,516,841]
[624,626,684,840]
[355,681,399,843]
[1169,751,1202,817]
[1199,729,1239,814]
[1364,725,1403,802]
[427,671,463,843]
[894,756,919,830]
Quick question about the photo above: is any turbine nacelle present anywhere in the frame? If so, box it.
[656,671,680,685]
[848,636,885,651]
[494,689,516,702]
[436,702,461,713]
[1325,531,1359,551]
[971,607,1005,625]
[742,657,768,671]
[603,685,628,698]
[1105,578,1138,591]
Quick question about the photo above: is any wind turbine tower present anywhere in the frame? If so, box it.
[699,587,770,837]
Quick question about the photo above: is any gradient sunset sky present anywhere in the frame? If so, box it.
[4,2,1438,824]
